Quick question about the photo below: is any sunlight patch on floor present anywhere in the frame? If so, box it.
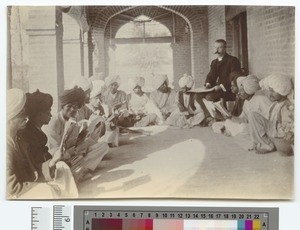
[95,138,206,198]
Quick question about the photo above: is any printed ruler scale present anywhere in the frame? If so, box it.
[31,206,279,230]
[31,205,72,230]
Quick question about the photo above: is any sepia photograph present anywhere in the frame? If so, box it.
[6,5,294,200]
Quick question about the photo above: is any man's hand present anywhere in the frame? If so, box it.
[90,123,104,141]
[162,112,171,120]
[212,85,222,91]
[49,148,63,168]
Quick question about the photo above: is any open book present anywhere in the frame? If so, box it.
[60,116,104,154]
[213,101,231,118]
[187,87,214,93]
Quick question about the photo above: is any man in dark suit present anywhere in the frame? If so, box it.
[197,39,242,126]
[204,39,241,102]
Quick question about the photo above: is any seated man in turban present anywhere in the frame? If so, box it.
[166,74,205,128]
[7,88,77,199]
[46,86,109,182]
[248,75,294,155]
[213,75,271,137]
[88,80,107,117]
[71,76,106,142]
[127,76,161,127]
[228,73,246,117]
[149,74,177,121]
[102,75,133,127]
[68,75,94,121]
[103,75,128,113]
[89,80,119,147]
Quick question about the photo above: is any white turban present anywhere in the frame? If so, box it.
[69,76,92,92]
[90,80,106,98]
[236,76,246,90]
[178,74,194,88]
[259,74,293,96]
[105,75,121,87]
[7,88,27,120]
[240,75,260,95]
[128,77,145,91]
[152,74,168,90]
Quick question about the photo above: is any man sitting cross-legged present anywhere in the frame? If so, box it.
[46,86,109,182]
[166,74,205,128]
[149,74,177,122]
[248,74,294,155]
[127,76,161,127]
[213,75,272,137]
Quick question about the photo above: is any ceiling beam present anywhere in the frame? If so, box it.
[110,36,173,44]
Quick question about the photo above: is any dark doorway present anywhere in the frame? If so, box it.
[231,11,249,75]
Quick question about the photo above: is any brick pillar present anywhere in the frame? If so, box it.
[208,6,226,63]
[93,31,106,78]
[26,6,63,112]
[108,44,117,76]
[87,30,94,77]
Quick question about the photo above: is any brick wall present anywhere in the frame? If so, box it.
[190,7,209,87]
[207,6,226,63]
[172,15,191,89]
[247,6,295,79]
[225,20,233,56]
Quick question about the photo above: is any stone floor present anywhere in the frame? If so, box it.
[78,126,294,200]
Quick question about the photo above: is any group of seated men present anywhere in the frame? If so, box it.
[7,39,294,199]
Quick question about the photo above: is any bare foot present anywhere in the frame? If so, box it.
[223,130,231,137]
[254,146,271,154]
[76,168,93,183]
[206,117,215,127]
[248,143,257,151]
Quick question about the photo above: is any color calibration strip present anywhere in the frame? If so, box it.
[91,219,260,230]
[74,206,278,230]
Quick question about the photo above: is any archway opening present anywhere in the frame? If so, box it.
[108,15,174,93]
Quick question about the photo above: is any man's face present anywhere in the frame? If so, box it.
[158,81,169,93]
[90,94,102,108]
[62,103,79,119]
[238,86,251,100]
[181,86,191,93]
[266,87,285,102]
[231,81,239,94]
[214,42,226,56]
[38,109,52,125]
[109,82,119,95]
[133,85,143,96]
[84,89,91,104]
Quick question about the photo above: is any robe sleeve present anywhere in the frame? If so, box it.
[6,142,37,198]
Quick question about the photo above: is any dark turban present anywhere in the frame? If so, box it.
[59,86,85,108]
[25,89,53,119]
